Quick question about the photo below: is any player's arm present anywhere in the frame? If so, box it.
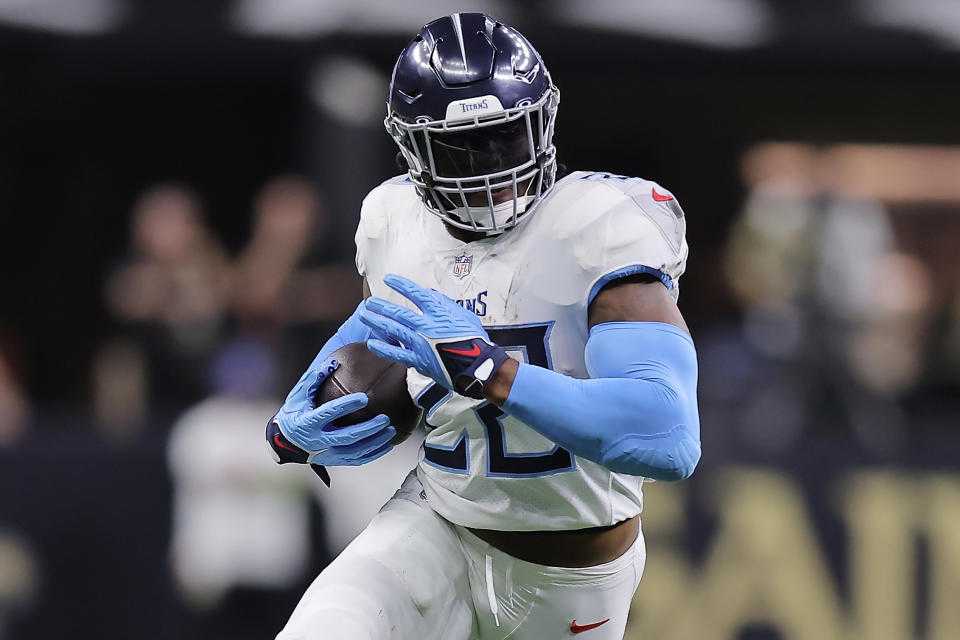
[360,273,700,481]
[486,274,699,480]
[485,273,687,398]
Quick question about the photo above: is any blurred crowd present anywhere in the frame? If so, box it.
[0,175,375,638]
[702,142,960,462]
[95,175,361,435]
[1,175,364,450]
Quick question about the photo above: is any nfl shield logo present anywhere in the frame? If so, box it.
[452,253,473,279]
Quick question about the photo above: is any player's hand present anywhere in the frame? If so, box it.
[268,357,397,472]
[359,274,509,399]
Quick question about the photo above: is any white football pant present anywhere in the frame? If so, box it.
[277,472,645,640]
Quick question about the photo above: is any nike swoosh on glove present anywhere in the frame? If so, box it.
[268,357,396,481]
[358,274,509,399]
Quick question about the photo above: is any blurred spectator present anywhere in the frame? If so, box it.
[0,529,40,639]
[233,175,322,328]
[721,142,952,457]
[0,343,29,447]
[167,339,314,612]
[727,143,820,317]
[91,338,148,443]
[108,183,231,328]
[233,174,360,330]
[840,251,934,396]
[100,184,232,418]
[231,175,362,397]
[712,144,828,457]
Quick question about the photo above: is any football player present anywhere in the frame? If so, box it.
[267,13,700,640]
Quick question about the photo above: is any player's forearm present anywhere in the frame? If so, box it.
[489,322,701,481]
[483,356,519,404]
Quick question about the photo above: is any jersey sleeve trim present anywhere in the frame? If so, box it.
[587,264,674,306]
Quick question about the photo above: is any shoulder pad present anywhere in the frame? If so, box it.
[567,171,686,255]
[356,175,411,276]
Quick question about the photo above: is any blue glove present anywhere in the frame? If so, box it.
[359,274,510,399]
[268,357,397,479]
[268,301,395,485]
[279,300,372,414]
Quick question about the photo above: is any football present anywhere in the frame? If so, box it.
[314,342,420,444]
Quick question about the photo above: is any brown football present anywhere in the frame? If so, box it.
[313,342,420,444]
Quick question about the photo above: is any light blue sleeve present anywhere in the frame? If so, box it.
[502,321,701,481]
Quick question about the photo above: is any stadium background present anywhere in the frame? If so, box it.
[1,1,959,638]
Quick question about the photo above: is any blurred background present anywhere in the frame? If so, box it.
[1,1,959,639]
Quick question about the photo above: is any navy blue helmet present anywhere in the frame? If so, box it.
[385,13,559,235]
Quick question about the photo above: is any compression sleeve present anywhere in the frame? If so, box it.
[502,321,700,480]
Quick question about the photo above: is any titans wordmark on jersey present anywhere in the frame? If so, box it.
[355,171,688,531]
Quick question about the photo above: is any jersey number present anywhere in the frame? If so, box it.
[419,323,575,478]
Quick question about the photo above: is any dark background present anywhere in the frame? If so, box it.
[1,2,959,639]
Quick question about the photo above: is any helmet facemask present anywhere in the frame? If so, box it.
[386,84,559,236]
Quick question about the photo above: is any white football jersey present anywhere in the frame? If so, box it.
[355,170,689,531]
